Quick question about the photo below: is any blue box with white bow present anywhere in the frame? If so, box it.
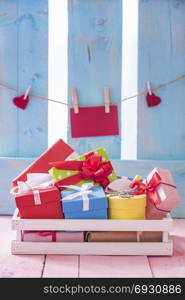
[60,183,108,219]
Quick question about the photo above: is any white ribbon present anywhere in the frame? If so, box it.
[62,183,94,211]
[32,190,42,205]
[10,173,54,205]
[144,168,167,202]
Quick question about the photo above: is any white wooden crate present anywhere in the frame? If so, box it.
[11,209,173,256]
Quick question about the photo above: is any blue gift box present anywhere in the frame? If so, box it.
[61,185,108,219]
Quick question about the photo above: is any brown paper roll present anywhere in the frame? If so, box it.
[86,231,137,242]
[139,231,162,242]
[86,231,163,243]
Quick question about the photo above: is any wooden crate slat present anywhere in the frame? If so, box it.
[11,210,173,256]
[12,217,173,232]
[11,240,173,256]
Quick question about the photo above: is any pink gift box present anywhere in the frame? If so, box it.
[23,231,84,242]
[146,167,180,219]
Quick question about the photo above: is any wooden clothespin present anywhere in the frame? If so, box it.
[24,85,31,100]
[104,87,110,113]
[72,88,79,114]
[147,81,152,95]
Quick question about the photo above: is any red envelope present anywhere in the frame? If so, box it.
[70,106,119,138]
[12,139,76,187]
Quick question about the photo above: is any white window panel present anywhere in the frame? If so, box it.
[121,0,138,159]
[48,0,68,146]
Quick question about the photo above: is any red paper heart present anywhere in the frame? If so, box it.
[146,92,161,107]
[13,95,29,110]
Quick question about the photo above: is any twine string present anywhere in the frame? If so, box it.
[0,73,185,107]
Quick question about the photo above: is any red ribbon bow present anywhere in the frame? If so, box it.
[129,172,162,204]
[50,152,113,189]
[129,171,176,205]
[82,153,112,186]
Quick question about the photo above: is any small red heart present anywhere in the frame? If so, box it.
[13,95,29,110]
[146,92,161,107]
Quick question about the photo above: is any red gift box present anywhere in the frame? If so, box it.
[12,139,77,187]
[15,186,63,219]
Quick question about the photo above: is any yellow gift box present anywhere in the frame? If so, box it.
[108,194,146,220]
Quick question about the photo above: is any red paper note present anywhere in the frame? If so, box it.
[70,106,119,138]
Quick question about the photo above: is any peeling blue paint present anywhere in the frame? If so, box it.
[17,14,38,30]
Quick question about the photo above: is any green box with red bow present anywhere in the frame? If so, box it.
[49,148,117,190]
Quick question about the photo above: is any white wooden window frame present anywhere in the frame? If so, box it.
[48,0,139,159]
[48,0,68,146]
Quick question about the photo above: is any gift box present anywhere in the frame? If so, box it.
[108,193,146,220]
[14,186,63,219]
[49,148,117,190]
[131,167,180,220]
[23,231,84,242]
[86,231,162,242]
[12,139,77,187]
[10,173,63,219]
[61,183,108,219]
[11,173,63,219]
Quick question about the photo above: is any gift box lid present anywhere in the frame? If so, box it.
[15,186,61,208]
[61,186,108,213]
[12,139,76,187]
[49,147,117,187]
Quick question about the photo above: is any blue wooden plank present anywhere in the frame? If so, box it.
[0,0,48,157]
[17,0,48,157]
[68,0,122,158]
[0,0,18,156]
[137,0,185,160]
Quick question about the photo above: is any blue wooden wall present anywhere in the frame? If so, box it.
[0,0,185,217]
[68,0,122,159]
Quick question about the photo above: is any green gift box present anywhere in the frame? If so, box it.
[49,148,117,189]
